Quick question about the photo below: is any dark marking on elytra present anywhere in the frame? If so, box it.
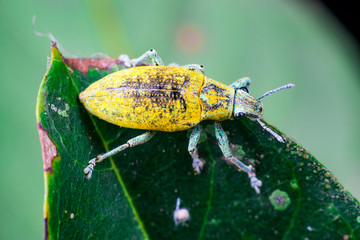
[183,122,195,126]
[106,69,192,112]
[148,90,187,112]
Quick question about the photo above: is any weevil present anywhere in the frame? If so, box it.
[79,49,294,193]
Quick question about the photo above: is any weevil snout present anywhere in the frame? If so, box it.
[233,90,263,119]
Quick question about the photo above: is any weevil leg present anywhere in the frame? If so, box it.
[188,125,203,174]
[229,77,251,90]
[118,54,132,68]
[131,49,164,67]
[182,64,205,75]
[84,130,157,180]
[214,121,262,193]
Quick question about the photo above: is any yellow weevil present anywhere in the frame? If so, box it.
[79,49,294,193]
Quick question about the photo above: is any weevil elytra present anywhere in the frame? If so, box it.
[79,49,294,193]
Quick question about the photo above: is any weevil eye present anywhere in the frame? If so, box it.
[234,112,245,119]
[240,87,249,93]
[150,49,154,52]
[200,65,204,68]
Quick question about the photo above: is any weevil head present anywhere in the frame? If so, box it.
[233,83,295,120]
[233,89,263,120]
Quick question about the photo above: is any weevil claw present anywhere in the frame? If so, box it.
[130,59,137,67]
[248,171,262,194]
[85,171,92,180]
[192,158,204,174]
[118,54,132,68]
[84,158,96,180]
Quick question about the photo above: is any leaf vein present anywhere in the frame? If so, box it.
[63,60,150,239]
[198,142,216,240]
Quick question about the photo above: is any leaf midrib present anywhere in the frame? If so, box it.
[62,55,150,240]
[198,142,216,240]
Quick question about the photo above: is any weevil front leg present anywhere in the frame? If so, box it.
[131,49,164,66]
[188,125,203,174]
[214,121,262,193]
[84,131,157,180]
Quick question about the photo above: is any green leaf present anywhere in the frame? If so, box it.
[37,44,360,239]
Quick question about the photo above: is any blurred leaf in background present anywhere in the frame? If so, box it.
[0,0,359,239]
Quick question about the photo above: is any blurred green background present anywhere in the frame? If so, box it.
[1,0,359,239]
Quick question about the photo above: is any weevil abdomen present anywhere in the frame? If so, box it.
[79,66,204,132]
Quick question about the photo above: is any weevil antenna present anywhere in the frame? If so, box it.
[257,119,284,143]
[258,84,295,100]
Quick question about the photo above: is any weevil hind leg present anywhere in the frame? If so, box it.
[188,125,203,174]
[84,130,157,180]
[131,49,164,67]
[214,121,262,193]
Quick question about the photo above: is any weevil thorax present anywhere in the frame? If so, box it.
[233,89,263,119]
[199,77,235,121]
